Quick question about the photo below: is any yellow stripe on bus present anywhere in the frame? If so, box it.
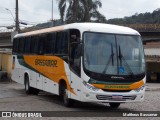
[23,55,76,95]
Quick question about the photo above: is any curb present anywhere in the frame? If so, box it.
[145,87,160,91]
[145,83,160,91]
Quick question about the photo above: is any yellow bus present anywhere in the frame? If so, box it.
[11,23,146,108]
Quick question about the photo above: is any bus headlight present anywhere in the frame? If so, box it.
[134,85,145,92]
[83,81,100,91]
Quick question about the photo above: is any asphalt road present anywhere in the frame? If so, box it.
[0,81,159,120]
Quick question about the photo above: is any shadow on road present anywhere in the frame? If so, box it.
[36,92,132,112]
[1,82,133,112]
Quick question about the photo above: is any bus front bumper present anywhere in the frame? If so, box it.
[80,84,145,103]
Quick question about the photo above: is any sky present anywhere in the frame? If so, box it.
[0,0,160,28]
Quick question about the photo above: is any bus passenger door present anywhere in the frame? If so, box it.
[36,73,43,90]
[70,42,82,100]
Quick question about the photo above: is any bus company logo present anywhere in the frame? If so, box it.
[1,112,42,118]
[2,112,11,117]
[35,59,58,67]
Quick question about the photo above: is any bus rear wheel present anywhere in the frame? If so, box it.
[25,75,39,95]
[109,103,120,108]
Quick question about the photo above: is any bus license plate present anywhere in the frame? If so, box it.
[112,95,123,100]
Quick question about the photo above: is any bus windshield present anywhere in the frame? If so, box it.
[83,32,145,76]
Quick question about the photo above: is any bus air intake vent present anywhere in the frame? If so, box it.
[102,89,131,92]
[96,95,137,101]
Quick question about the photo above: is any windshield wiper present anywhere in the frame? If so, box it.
[118,45,134,76]
[102,43,114,74]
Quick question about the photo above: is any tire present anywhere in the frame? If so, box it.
[109,103,120,108]
[25,75,39,95]
[61,83,74,107]
[32,88,39,95]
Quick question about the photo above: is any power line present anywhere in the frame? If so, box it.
[0,0,59,26]
[0,20,14,22]
[0,9,51,22]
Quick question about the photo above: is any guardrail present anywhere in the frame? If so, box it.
[120,24,160,32]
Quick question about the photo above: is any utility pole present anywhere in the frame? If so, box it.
[15,0,20,33]
[51,0,54,26]
[52,0,53,21]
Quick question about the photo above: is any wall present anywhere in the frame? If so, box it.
[0,53,12,78]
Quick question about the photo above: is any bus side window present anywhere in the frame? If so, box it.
[34,36,39,54]
[61,32,68,54]
[44,33,55,54]
[24,37,31,54]
[44,33,56,54]
[18,38,25,54]
[30,36,36,54]
[55,31,68,54]
[55,32,62,54]
[50,33,56,54]
[38,35,44,55]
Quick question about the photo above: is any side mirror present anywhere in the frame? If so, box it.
[71,35,80,43]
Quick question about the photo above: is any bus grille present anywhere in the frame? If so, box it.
[102,89,131,92]
[96,95,137,101]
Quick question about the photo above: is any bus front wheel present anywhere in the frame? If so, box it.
[60,82,74,107]
[109,103,120,108]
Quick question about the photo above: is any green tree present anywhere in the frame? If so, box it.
[57,0,106,23]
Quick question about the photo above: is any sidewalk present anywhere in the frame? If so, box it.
[146,83,160,91]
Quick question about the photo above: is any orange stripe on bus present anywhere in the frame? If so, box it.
[92,80,144,91]
[23,55,76,95]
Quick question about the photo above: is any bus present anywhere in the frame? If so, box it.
[11,23,146,108]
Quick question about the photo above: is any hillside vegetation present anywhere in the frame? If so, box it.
[107,8,160,24]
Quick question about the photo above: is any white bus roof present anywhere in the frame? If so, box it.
[15,23,140,38]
